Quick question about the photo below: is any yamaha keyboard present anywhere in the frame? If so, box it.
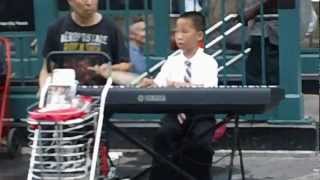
[77,86,285,114]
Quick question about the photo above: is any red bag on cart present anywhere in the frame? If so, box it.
[28,96,93,122]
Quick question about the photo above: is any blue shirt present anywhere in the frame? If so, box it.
[129,43,147,74]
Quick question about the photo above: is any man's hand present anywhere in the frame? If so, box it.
[87,63,111,78]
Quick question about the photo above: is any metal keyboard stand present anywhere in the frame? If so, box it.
[167,113,246,180]
[228,114,245,180]
[106,112,245,180]
[106,115,197,180]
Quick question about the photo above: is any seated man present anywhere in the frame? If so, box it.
[129,18,147,74]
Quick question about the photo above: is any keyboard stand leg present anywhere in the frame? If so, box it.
[228,116,236,180]
[237,131,246,180]
[235,115,246,180]
[108,121,197,180]
[228,115,245,180]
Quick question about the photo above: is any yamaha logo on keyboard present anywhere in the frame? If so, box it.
[137,95,167,102]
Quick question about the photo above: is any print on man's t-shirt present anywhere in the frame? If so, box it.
[60,31,108,51]
[56,31,110,85]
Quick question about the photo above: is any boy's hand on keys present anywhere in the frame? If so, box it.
[167,81,191,88]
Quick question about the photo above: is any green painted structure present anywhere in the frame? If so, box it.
[0,0,318,123]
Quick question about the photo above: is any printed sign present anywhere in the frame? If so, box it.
[0,0,35,32]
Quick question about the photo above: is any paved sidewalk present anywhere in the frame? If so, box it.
[113,150,320,180]
[2,150,319,180]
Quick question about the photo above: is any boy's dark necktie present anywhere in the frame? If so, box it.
[177,60,192,124]
[184,60,192,83]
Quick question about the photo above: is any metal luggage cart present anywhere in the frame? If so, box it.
[26,77,113,180]
[27,111,98,180]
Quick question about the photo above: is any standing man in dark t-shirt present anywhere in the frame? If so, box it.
[39,0,132,88]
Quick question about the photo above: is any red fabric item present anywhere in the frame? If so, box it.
[100,144,109,176]
[29,108,86,121]
[80,96,93,103]
[212,123,227,141]
[28,96,93,121]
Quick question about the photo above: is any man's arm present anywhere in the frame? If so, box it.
[243,0,276,22]
[111,62,132,72]
[38,58,50,90]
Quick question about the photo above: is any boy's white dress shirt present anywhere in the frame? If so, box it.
[154,48,218,87]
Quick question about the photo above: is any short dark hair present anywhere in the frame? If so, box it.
[179,11,205,32]
[131,16,144,24]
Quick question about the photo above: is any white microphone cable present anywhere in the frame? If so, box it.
[89,77,113,180]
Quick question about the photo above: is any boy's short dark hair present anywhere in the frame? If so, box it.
[179,11,205,32]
